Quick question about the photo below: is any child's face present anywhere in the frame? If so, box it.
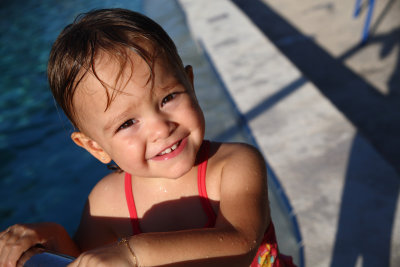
[71,50,205,179]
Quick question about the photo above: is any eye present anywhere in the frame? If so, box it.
[161,93,177,107]
[117,119,136,132]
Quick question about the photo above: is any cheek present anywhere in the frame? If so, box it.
[180,97,204,126]
[190,102,205,130]
[109,136,143,163]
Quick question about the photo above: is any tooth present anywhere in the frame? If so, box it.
[158,142,180,156]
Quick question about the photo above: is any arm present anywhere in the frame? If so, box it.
[0,222,80,266]
[73,201,118,251]
[73,172,125,252]
[70,143,270,267]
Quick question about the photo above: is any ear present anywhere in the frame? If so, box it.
[71,132,111,164]
[184,65,194,88]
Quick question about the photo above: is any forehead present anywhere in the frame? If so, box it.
[72,49,180,129]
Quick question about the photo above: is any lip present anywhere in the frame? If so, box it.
[151,137,188,161]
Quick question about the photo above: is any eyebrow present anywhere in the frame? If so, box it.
[157,79,180,93]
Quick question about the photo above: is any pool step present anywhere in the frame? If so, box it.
[178,1,400,266]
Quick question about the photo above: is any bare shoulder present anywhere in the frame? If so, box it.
[211,142,266,178]
[214,142,264,162]
[87,171,126,217]
[207,142,267,198]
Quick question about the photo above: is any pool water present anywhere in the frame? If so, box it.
[0,0,142,233]
[0,0,300,264]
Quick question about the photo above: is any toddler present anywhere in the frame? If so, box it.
[0,8,295,267]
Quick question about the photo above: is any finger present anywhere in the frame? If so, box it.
[0,231,37,267]
[67,254,82,267]
[8,235,38,259]
[0,227,11,239]
[0,230,19,267]
[0,229,9,253]
[0,227,13,246]
[16,245,45,267]
[74,252,96,267]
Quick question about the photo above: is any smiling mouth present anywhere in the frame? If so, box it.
[151,138,188,161]
[157,140,182,156]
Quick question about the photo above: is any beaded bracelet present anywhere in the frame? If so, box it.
[118,237,138,266]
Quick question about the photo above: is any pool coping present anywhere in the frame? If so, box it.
[177,1,400,266]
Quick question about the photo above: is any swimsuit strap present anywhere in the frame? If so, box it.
[124,172,141,235]
[197,140,217,227]
[124,140,216,234]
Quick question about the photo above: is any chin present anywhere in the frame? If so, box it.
[166,160,195,179]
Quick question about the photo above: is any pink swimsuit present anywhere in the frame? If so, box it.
[125,140,296,267]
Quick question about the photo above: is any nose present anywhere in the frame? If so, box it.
[147,113,177,142]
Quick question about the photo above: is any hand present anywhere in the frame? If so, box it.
[0,223,47,267]
[68,241,137,267]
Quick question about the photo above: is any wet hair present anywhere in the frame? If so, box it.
[47,8,185,128]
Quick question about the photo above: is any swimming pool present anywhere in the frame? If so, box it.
[0,0,142,233]
[0,0,300,264]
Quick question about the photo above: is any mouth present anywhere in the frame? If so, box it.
[157,140,182,156]
[151,138,188,161]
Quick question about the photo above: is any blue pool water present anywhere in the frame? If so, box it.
[0,0,144,233]
[0,0,300,264]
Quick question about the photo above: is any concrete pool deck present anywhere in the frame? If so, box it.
[178,0,400,266]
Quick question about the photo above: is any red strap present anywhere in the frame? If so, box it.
[124,172,141,235]
[197,140,217,227]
